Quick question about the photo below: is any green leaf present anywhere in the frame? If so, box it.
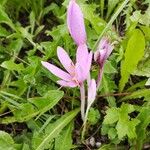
[29,90,64,118]
[0,131,16,150]
[12,103,38,122]
[116,104,139,139]
[106,0,119,19]
[119,29,145,91]
[8,39,23,54]
[1,60,24,72]
[104,60,117,74]
[116,118,140,139]
[81,3,105,34]
[34,108,80,150]
[120,89,150,101]
[103,104,140,140]
[55,122,73,150]
[87,107,101,125]
[0,25,10,37]
[136,107,150,150]
[103,107,119,124]
[101,75,117,107]
[0,5,15,30]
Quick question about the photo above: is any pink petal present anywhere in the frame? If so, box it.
[76,44,88,67]
[88,79,96,104]
[57,80,77,87]
[75,44,92,83]
[85,51,92,76]
[41,61,72,81]
[94,37,114,66]
[57,47,75,75]
[67,0,86,45]
[75,63,85,83]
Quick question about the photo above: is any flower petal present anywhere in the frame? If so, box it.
[57,80,77,87]
[57,46,75,75]
[67,0,86,45]
[85,51,92,76]
[41,61,72,81]
[87,79,96,105]
[76,44,88,67]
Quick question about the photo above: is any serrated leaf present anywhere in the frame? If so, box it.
[116,118,140,139]
[103,107,119,124]
[34,108,79,150]
[121,89,150,101]
[87,108,101,125]
[1,60,24,71]
[119,29,145,91]
[0,131,16,150]
[55,122,73,150]
[103,104,139,140]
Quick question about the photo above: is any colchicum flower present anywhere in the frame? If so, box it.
[94,37,114,89]
[94,37,114,68]
[67,0,86,46]
[41,46,92,88]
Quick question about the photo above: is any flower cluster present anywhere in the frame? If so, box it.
[41,0,114,122]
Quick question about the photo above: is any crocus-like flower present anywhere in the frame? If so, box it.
[41,46,92,88]
[94,37,114,68]
[94,37,114,89]
[67,0,86,45]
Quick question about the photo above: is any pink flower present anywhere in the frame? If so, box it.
[87,79,96,105]
[41,46,92,88]
[67,0,86,45]
[94,37,114,68]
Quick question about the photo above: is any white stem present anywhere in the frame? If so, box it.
[80,83,85,121]
[97,66,104,91]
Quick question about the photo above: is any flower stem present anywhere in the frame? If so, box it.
[80,83,85,121]
[97,66,104,91]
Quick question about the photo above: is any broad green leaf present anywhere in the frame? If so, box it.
[55,122,73,150]
[120,89,150,101]
[103,107,119,124]
[34,108,80,150]
[119,29,145,91]
[1,60,24,72]
[116,118,140,139]
[116,104,139,139]
[0,131,15,150]
[103,104,139,140]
